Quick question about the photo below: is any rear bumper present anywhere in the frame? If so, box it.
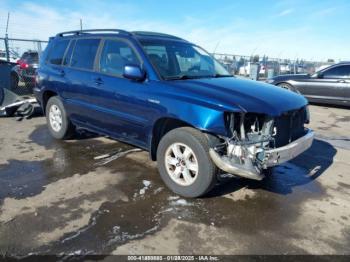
[265,129,314,167]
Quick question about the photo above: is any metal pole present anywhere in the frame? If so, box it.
[37,41,42,54]
[80,19,83,31]
[5,12,10,62]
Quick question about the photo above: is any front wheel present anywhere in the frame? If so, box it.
[46,96,75,139]
[277,82,300,94]
[156,127,217,198]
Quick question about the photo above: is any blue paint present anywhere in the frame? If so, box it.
[34,31,307,153]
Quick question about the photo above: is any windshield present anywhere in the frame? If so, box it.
[140,40,231,80]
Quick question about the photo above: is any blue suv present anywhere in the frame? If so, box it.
[34,29,314,197]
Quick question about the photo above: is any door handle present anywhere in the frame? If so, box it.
[94,77,104,85]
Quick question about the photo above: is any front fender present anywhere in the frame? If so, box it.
[150,96,241,137]
[146,81,243,137]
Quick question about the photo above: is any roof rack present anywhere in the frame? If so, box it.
[132,31,185,41]
[56,29,131,37]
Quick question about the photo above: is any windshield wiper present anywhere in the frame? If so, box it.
[165,74,232,81]
[213,74,233,78]
[165,75,201,81]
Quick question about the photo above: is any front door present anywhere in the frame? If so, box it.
[87,38,155,148]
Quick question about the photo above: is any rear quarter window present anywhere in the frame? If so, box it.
[70,38,100,70]
[47,40,70,65]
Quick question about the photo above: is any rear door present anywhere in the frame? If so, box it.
[44,38,70,100]
[297,65,350,102]
[61,38,101,124]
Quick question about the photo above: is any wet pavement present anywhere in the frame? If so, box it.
[0,105,349,256]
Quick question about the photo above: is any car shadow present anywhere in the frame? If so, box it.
[206,138,336,197]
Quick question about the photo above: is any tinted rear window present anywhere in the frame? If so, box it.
[47,40,70,65]
[63,40,76,66]
[20,52,39,63]
[70,39,100,70]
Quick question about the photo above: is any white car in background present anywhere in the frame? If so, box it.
[239,62,252,76]
[279,63,291,74]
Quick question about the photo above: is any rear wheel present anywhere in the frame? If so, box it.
[46,96,75,139]
[157,127,217,198]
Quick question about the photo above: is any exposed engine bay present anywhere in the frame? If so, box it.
[209,106,314,180]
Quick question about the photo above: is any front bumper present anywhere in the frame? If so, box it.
[209,129,314,180]
[265,129,314,167]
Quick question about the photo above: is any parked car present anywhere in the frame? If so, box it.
[11,51,39,90]
[34,29,314,197]
[267,62,350,107]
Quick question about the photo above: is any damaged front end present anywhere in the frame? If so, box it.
[209,107,314,180]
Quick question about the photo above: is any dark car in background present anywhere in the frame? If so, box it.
[10,51,39,91]
[267,62,350,107]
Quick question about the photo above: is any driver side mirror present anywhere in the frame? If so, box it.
[123,64,146,81]
[316,72,324,79]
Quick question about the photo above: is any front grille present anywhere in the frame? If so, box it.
[272,107,307,147]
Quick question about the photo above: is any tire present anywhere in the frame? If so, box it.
[156,127,217,198]
[277,82,300,94]
[46,96,75,139]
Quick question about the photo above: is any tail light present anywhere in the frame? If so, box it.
[17,59,29,69]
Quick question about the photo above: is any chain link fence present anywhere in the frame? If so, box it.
[0,37,47,97]
[213,53,334,80]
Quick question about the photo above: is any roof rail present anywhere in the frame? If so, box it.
[132,31,185,41]
[56,29,131,37]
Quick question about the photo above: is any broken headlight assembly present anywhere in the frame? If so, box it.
[209,107,313,180]
[209,112,274,180]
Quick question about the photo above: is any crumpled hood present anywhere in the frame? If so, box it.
[168,77,308,116]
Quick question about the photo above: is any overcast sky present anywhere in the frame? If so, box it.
[1,0,349,61]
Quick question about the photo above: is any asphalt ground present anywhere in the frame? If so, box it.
[0,104,349,257]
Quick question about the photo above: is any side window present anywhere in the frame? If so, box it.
[142,45,169,75]
[47,40,70,65]
[323,65,350,79]
[63,40,76,66]
[99,39,140,76]
[71,38,100,70]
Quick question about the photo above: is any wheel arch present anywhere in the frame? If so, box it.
[42,90,58,114]
[276,81,296,91]
[150,117,193,161]
[149,111,227,161]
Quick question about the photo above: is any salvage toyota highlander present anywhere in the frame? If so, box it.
[34,29,314,197]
